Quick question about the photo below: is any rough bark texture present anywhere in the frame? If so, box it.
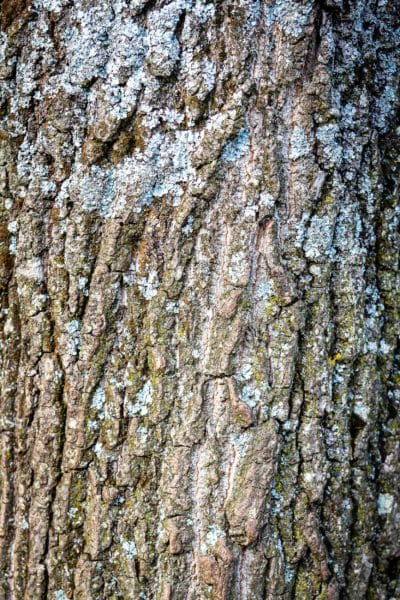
[0,0,399,598]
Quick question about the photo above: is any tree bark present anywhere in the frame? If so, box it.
[0,0,399,598]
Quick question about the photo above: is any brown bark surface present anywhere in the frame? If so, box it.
[0,1,399,598]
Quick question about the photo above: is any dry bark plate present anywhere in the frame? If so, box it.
[0,0,399,598]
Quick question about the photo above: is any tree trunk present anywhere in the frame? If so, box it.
[0,0,399,598]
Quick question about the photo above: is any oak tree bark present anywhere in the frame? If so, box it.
[0,0,399,598]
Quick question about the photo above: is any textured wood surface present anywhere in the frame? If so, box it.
[0,0,399,598]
